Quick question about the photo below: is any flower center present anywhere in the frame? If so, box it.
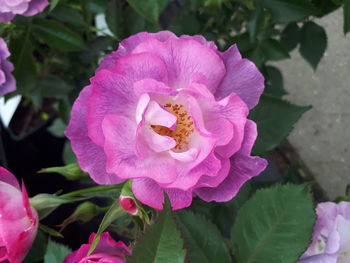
[151,103,194,151]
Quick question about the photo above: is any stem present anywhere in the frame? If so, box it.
[60,185,122,198]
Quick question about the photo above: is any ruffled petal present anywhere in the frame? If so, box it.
[65,86,124,185]
[22,0,48,16]
[215,45,264,109]
[98,31,177,71]
[0,167,20,189]
[132,38,225,92]
[165,188,193,210]
[132,178,164,210]
[102,114,177,184]
[88,53,168,147]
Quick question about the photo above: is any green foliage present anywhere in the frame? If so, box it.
[44,239,72,263]
[128,200,186,263]
[30,193,83,219]
[250,95,311,155]
[262,0,318,23]
[263,66,286,97]
[232,184,316,263]
[281,23,301,51]
[344,0,350,34]
[32,19,86,52]
[88,201,125,254]
[175,211,231,263]
[126,0,170,24]
[23,231,48,263]
[300,21,328,70]
[39,163,88,180]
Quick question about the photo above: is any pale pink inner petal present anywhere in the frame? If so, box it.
[143,127,176,152]
[145,101,177,128]
[135,93,150,124]
[169,148,198,162]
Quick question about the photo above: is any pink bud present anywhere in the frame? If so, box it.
[119,196,138,215]
[0,167,38,263]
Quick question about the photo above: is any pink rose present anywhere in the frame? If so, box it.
[0,167,38,263]
[0,0,48,22]
[298,202,350,263]
[63,232,131,263]
[66,31,267,210]
[0,38,16,97]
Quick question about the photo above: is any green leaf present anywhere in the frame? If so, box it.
[44,239,72,263]
[250,95,310,154]
[87,0,109,13]
[39,163,88,181]
[50,0,61,11]
[63,141,77,164]
[126,0,170,23]
[30,193,83,220]
[281,23,301,51]
[262,0,317,23]
[128,200,186,263]
[263,66,287,97]
[33,19,86,52]
[88,202,125,254]
[247,5,263,42]
[344,0,350,34]
[299,21,327,70]
[232,184,316,263]
[175,211,231,263]
[48,118,66,138]
[23,231,48,263]
[39,224,64,238]
[260,39,290,61]
[105,0,124,38]
[51,6,87,26]
[9,33,37,94]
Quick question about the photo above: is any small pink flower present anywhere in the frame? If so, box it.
[0,0,48,22]
[298,202,350,263]
[63,232,131,263]
[0,38,16,97]
[66,31,267,210]
[0,167,38,263]
[119,196,138,215]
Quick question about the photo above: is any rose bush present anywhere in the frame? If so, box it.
[0,167,38,263]
[66,31,267,210]
[0,38,15,97]
[298,202,350,263]
[63,232,131,263]
[0,0,48,22]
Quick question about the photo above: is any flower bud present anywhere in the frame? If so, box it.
[119,196,138,215]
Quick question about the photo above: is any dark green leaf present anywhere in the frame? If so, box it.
[264,66,287,97]
[88,202,125,254]
[344,0,350,34]
[126,0,170,23]
[23,231,48,263]
[39,163,88,180]
[261,39,290,61]
[175,211,231,263]
[33,19,86,52]
[232,184,316,263]
[50,0,61,11]
[299,21,327,70]
[39,224,64,238]
[247,4,262,42]
[281,23,301,51]
[39,75,73,98]
[250,95,310,154]
[63,141,77,164]
[105,0,124,38]
[48,118,66,138]
[87,0,109,13]
[30,194,83,220]
[262,0,317,23]
[51,6,87,26]
[9,35,37,94]
[312,0,342,15]
[44,239,72,263]
[128,200,186,263]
